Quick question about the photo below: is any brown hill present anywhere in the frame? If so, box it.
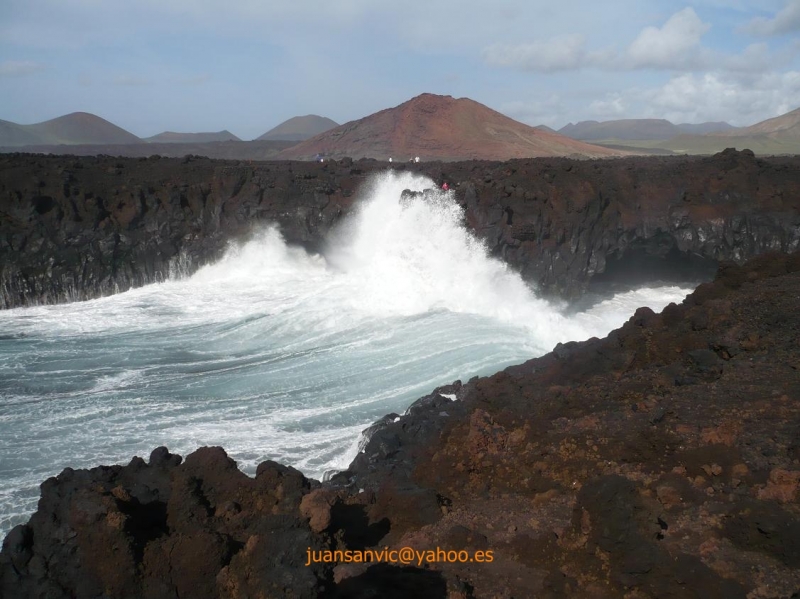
[256,115,339,142]
[26,112,140,145]
[0,120,43,146]
[277,94,624,161]
[0,112,141,146]
[660,106,800,155]
[720,106,800,139]
[143,130,241,143]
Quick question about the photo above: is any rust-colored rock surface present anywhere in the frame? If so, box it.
[2,252,800,598]
[334,251,800,598]
[277,93,622,161]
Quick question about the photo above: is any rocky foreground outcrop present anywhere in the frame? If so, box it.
[2,149,799,309]
[3,251,800,598]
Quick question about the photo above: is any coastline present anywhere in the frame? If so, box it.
[3,150,799,311]
[3,251,800,597]
[2,151,800,596]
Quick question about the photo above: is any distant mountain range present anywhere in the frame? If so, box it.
[256,115,339,142]
[559,119,738,142]
[0,112,140,147]
[2,101,800,159]
[143,131,241,144]
[665,106,800,155]
[557,111,800,155]
[0,113,338,148]
[278,94,622,161]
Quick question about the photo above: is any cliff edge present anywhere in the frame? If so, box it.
[3,251,800,598]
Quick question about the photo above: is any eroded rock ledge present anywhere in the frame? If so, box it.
[2,149,799,308]
[3,251,800,598]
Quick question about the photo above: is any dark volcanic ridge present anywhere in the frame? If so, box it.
[0,139,297,161]
[2,251,800,598]
[1,148,799,311]
[277,93,626,161]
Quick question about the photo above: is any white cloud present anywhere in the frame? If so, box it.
[724,42,773,72]
[641,71,800,124]
[742,0,800,35]
[480,8,773,73]
[0,60,45,77]
[2,0,799,134]
[627,8,710,69]
[483,35,587,72]
[499,70,800,130]
[500,94,566,126]
[589,94,628,117]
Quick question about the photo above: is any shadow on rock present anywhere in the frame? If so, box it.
[329,503,390,549]
[331,564,447,599]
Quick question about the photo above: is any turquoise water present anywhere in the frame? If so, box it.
[0,171,691,538]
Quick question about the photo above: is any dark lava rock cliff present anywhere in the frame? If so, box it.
[2,251,800,598]
[2,149,799,308]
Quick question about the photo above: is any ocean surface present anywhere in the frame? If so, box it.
[0,171,693,538]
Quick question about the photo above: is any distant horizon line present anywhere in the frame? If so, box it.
[3,110,751,139]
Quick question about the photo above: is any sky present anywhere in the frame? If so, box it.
[1,0,799,140]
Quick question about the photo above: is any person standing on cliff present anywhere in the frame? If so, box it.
[442,182,449,191]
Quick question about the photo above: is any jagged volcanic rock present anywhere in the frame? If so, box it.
[335,251,800,597]
[2,251,800,598]
[0,153,359,308]
[2,149,799,309]
[0,140,297,160]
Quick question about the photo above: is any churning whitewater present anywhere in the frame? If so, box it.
[0,172,692,537]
